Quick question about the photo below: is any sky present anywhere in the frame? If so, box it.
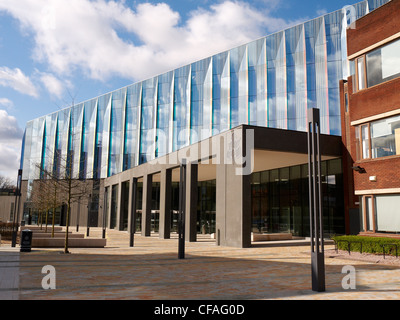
[0,0,362,183]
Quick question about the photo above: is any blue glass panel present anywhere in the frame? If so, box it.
[327,60,342,88]
[230,97,239,128]
[326,34,341,62]
[248,70,257,97]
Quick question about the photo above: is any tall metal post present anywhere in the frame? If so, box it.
[130,178,138,247]
[11,169,23,248]
[307,108,325,292]
[178,159,187,259]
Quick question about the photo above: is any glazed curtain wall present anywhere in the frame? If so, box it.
[251,159,345,237]
[21,0,389,181]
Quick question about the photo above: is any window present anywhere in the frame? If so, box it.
[357,56,366,91]
[353,38,400,91]
[364,196,374,232]
[371,115,400,158]
[375,194,400,232]
[361,124,370,159]
[366,39,400,87]
[356,114,400,160]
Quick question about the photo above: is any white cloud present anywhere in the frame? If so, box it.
[0,0,301,83]
[0,110,23,183]
[0,66,39,97]
[316,9,328,16]
[38,72,66,98]
[0,98,14,109]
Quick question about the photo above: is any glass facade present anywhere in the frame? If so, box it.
[21,0,389,181]
[251,159,345,237]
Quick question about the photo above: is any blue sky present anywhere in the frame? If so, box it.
[0,0,360,182]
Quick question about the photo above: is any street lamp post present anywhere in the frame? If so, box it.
[307,108,326,292]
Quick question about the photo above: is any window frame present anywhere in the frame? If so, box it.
[353,38,400,92]
[355,55,367,92]
[355,115,400,161]
[362,195,376,233]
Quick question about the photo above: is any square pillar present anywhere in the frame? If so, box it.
[215,128,252,248]
[127,177,137,235]
[159,168,172,239]
[107,185,113,229]
[216,163,252,248]
[141,174,152,237]
[185,162,198,242]
[116,181,123,230]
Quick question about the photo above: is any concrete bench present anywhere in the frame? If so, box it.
[251,233,293,242]
[31,238,107,248]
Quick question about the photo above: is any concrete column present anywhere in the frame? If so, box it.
[116,181,122,230]
[216,163,252,248]
[107,185,112,229]
[215,128,252,248]
[185,162,198,242]
[159,168,172,239]
[141,174,152,237]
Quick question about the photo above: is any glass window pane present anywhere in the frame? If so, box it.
[361,124,370,159]
[357,56,366,90]
[370,115,400,158]
[375,195,400,232]
[366,39,400,87]
[365,196,373,231]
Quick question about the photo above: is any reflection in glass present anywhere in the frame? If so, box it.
[251,159,344,237]
[366,39,400,87]
[357,56,366,90]
[370,115,400,158]
[361,124,370,159]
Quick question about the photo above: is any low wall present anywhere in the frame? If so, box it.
[32,238,107,248]
[32,233,85,239]
[21,226,63,232]
[251,233,293,242]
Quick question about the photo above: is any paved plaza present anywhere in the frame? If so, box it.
[1,228,400,301]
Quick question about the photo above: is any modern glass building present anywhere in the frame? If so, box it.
[18,0,391,246]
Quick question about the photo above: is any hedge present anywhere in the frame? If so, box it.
[332,235,400,257]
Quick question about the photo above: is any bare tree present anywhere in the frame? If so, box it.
[32,148,92,253]
[29,94,103,253]
[0,175,16,189]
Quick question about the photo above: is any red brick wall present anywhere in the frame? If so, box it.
[349,77,400,123]
[353,157,400,191]
[347,0,400,56]
[341,0,400,234]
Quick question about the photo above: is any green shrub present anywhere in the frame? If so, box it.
[332,235,400,256]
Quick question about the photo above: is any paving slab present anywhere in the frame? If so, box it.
[2,228,400,301]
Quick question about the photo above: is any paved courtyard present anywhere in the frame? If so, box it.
[1,228,400,301]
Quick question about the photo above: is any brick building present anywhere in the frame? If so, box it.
[341,0,400,235]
